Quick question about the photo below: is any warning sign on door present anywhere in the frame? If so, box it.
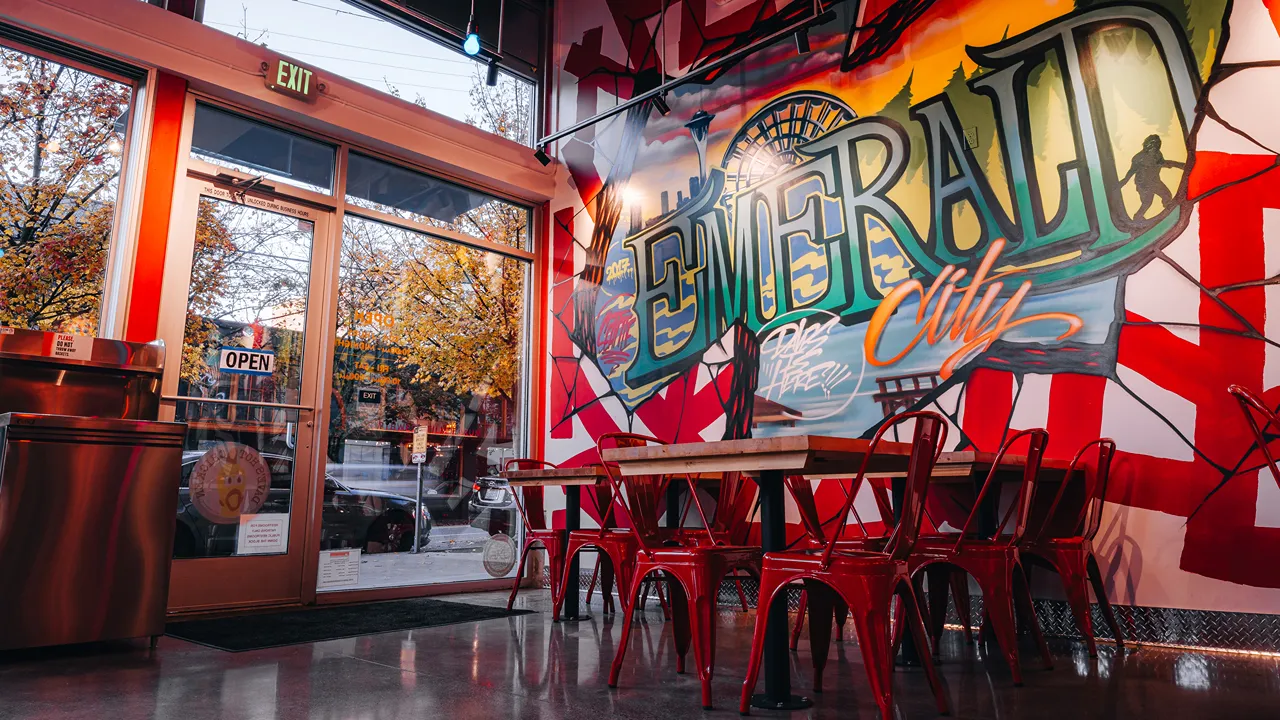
[317,548,361,589]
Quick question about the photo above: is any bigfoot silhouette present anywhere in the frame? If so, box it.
[1119,134,1184,222]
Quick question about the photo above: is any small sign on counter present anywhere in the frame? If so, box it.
[43,332,93,360]
[317,548,361,589]
[236,513,290,555]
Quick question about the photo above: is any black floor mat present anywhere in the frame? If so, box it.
[166,598,533,652]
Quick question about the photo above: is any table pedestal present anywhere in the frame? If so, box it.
[558,484,590,622]
[751,469,813,711]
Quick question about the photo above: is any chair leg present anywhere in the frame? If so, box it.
[949,570,974,644]
[1014,566,1054,671]
[1088,554,1125,651]
[687,580,718,710]
[586,561,599,605]
[735,575,750,612]
[926,565,951,656]
[739,568,784,715]
[805,581,835,693]
[608,568,646,689]
[507,542,533,611]
[668,573,692,674]
[600,555,616,614]
[655,580,673,620]
[790,589,808,652]
[552,548,580,622]
[900,580,951,716]
[843,576,897,720]
[834,598,848,642]
[1052,550,1097,658]
[980,567,1026,686]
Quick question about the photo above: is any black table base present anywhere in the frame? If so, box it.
[750,470,814,711]
[558,484,590,622]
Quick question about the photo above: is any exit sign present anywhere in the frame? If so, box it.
[263,56,321,102]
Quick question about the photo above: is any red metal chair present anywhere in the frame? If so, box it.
[556,463,642,621]
[741,412,951,720]
[1022,438,1124,658]
[679,470,761,611]
[505,459,568,620]
[600,432,761,710]
[1230,384,1280,485]
[910,429,1055,685]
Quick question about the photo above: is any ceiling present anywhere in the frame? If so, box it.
[347,0,549,80]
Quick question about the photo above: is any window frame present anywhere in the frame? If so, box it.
[0,33,149,340]
[176,91,537,467]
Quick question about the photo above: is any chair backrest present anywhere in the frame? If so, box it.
[784,474,827,546]
[819,411,948,568]
[597,433,676,555]
[504,458,556,533]
[1030,438,1116,544]
[1230,384,1280,495]
[954,428,1049,552]
[710,471,758,545]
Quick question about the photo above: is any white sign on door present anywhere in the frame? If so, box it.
[236,513,290,555]
[317,548,361,589]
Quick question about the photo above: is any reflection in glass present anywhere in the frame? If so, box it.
[0,43,133,333]
[322,213,527,590]
[178,196,313,406]
[190,103,335,194]
[172,406,299,558]
[345,152,529,249]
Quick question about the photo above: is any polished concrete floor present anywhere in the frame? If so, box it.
[1,590,1277,719]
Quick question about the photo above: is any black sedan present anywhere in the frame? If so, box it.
[174,452,431,558]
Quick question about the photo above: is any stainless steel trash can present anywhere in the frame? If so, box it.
[0,414,186,651]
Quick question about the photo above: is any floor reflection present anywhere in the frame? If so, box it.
[0,591,1277,719]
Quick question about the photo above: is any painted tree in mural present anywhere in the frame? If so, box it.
[0,47,130,333]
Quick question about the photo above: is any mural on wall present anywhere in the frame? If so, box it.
[547,0,1280,606]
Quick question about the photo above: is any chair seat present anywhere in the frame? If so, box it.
[1024,536,1086,550]
[762,548,903,575]
[567,528,636,542]
[642,544,759,566]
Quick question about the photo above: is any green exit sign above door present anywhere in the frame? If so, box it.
[262,56,322,102]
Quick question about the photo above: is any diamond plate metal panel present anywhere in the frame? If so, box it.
[547,570,1280,652]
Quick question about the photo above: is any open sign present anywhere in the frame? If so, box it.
[219,347,276,376]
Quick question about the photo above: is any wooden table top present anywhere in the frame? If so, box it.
[864,451,1072,481]
[501,465,607,486]
[601,435,914,476]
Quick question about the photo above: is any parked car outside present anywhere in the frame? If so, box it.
[468,475,517,536]
[174,451,431,558]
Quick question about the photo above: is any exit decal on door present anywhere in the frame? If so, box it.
[219,347,276,376]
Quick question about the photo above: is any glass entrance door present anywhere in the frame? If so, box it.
[161,179,331,613]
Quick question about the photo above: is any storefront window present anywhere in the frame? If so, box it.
[321,212,527,590]
[345,152,529,249]
[190,103,336,194]
[0,43,133,333]
[198,0,535,144]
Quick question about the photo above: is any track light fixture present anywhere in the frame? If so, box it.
[652,94,671,116]
[486,59,500,86]
[795,27,811,54]
[533,146,551,166]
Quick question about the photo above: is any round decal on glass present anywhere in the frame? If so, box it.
[189,442,273,524]
[482,534,518,577]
